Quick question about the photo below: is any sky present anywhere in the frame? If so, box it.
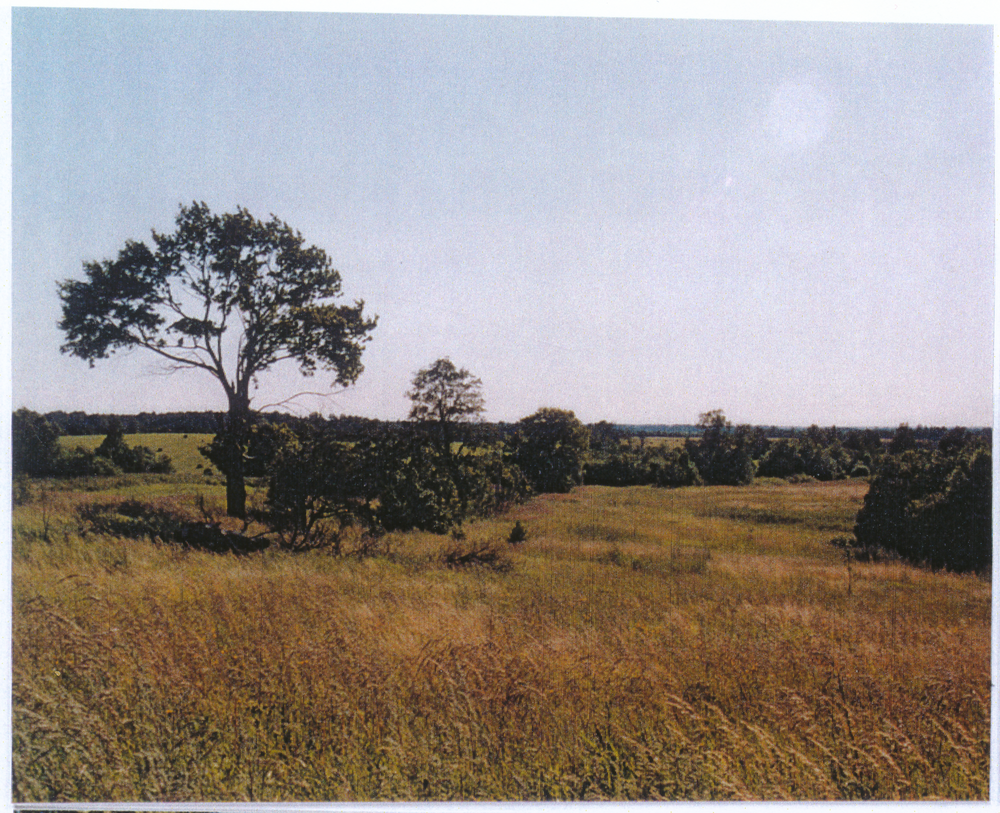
[8,6,995,427]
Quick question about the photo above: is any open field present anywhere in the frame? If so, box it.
[59,434,216,476]
[11,440,990,801]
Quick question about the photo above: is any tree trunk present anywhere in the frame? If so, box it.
[225,397,251,519]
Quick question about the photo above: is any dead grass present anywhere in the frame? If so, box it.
[11,479,990,801]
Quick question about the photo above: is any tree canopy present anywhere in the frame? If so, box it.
[512,408,590,493]
[407,358,485,425]
[58,202,377,516]
[407,358,485,453]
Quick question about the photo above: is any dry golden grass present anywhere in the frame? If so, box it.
[11,479,990,801]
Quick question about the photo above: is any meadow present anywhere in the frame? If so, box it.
[11,436,991,801]
[60,434,216,475]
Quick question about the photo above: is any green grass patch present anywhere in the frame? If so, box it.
[60,433,215,475]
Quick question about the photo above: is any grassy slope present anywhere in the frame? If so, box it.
[11,443,990,802]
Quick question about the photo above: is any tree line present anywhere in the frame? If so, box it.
[13,387,991,573]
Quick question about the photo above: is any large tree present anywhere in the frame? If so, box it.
[58,202,377,517]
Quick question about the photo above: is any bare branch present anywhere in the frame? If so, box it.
[255,389,350,414]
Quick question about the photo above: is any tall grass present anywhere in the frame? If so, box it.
[12,477,989,801]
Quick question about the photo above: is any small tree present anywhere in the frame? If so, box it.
[888,423,919,454]
[265,424,373,551]
[58,202,377,517]
[94,417,173,474]
[653,447,702,488]
[689,410,754,486]
[407,358,485,453]
[511,408,590,493]
[11,409,62,476]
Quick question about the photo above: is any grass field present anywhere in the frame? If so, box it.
[60,434,216,475]
[12,435,991,801]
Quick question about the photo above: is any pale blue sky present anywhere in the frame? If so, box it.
[10,10,994,426]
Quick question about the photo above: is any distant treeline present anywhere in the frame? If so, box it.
[43,409,494,441]
[620,423,991,444]
[37,409,990,446]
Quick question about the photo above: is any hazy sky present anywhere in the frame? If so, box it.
[10,9,994,427]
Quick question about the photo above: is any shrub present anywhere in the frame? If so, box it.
[58,447,123,477]
[585,451,651,486]
[93,418,173,473]
[511,408,590,493]
[11,409,62,476]
[368,434,465,534]
[202,420,298,478]
[265,425,372,551]
[688,411,754,486]
[756,439,803,479]
[851,442,991,573]
[654,447,702,488]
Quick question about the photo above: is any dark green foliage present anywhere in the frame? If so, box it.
[756,439,804,479]
[265,425,372,550]
[508,521,528,545]
[11,409,62,476]
[688,411,754,486]
[450,444,532,521]
[263,422,530,540]
[653,447,702,488]
[588,421,626,455]
[735,424,771,460]
[364,430,529,533]
[12,476,33,508]
[11,409,171,477]
[843,428,884,455]
[511,408,590,493]
[58,447,124,477]
[888,423,919,454]
[908,448,992,573]
[705,445,755,486]
[202,420,298,479]
[758,435,870,482]
[585,449,651,487]
[798,442,842,481]
[937,426,972,454]
[850,439,991,573]
[368,435,464,533]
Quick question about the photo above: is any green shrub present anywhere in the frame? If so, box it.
[11,409,62,476]
[511,408,590,493]
[851,442,991,573]
[653,447,702,488]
